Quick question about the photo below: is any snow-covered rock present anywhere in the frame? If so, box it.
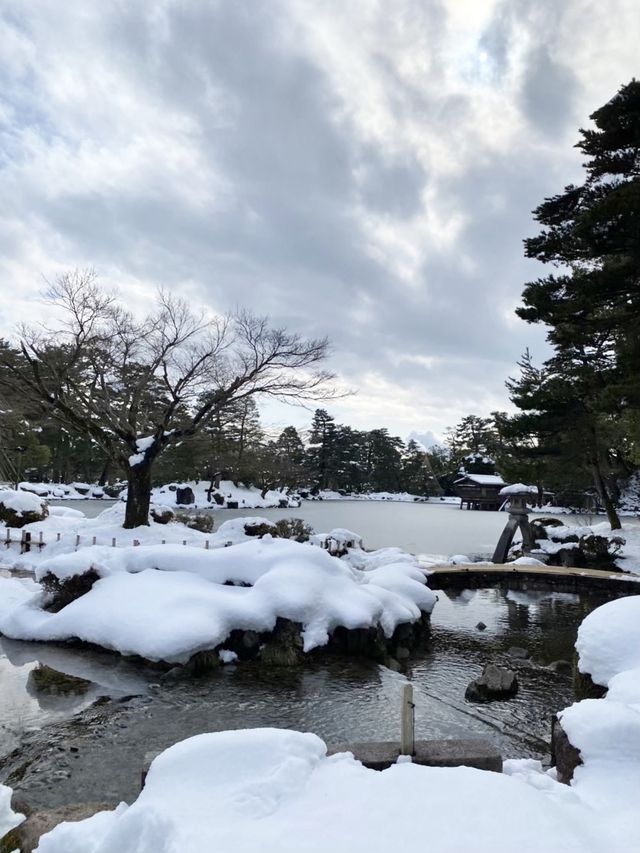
[0,488,48,527]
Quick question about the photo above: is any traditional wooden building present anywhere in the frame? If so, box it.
[454,473,507,510]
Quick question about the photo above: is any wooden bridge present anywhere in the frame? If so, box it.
[421,561,640,594]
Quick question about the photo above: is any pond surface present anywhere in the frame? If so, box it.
[0,583,615,809]
[52,498,595,558]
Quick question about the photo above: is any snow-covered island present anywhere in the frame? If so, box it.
[0,499,435,668]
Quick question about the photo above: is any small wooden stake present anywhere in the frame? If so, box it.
[112,537,116,548]
[400,683,415,756]
[92,536,97,546]
[205,540,209,550]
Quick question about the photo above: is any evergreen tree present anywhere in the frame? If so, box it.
[514,80,640,528]
[307,409,337,490]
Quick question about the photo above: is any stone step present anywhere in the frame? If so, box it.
[327,739,502,772]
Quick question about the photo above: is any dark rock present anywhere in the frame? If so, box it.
[0,802,115,853]
[278,499,289,508]
[40,569,100,612]
[547,660,572,674]
[465,664,518,703]
[226,500,239,509]
[476,621,487,631]
[551,718,582,784]
[175,486,195,505]
[395,646,411,661]
[507,646,530,660]
[212,492,225,505]
[259,618,303,667]
[150,506,174,524]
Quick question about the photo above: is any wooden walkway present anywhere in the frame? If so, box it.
[420,561,640,591]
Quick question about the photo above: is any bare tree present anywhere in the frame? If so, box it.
[0,270,335,527]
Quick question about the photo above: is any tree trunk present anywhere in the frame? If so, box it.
[98,460,111,487]
[124,462,153,528]
[591,461,621,530]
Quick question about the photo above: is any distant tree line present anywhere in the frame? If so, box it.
[0,380,444,499]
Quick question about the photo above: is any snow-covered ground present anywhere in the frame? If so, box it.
[0,517,435,663]
[8,725,626,853]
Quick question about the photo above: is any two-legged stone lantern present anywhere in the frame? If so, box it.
[492,485,537,564]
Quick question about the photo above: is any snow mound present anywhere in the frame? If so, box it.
[32,728,608,853]
[575,596,640,686]
[0,538,435,662]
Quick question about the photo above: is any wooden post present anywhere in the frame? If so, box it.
[112,537,116,547]
[39,531,44,549]
[205,540,209,550]
[400,683,415,756]
[56,532,61,542]
[92,536,97,546]
[75,534,81,550]
[182,540,187,546]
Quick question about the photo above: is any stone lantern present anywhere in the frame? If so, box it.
[492,484,537,563]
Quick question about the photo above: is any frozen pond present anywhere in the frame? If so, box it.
[47,498,592,559]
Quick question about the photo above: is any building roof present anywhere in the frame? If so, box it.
[453,474,506,486]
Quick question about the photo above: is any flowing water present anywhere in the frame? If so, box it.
[0,580,616,809]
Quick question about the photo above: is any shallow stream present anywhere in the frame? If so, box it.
[0,582,615,809]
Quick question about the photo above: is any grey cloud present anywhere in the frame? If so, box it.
[1,0,638,436]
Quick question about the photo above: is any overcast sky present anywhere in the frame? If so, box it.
[1,1,639,444]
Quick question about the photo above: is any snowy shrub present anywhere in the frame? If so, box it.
[40,568,100,612]
[174,511,214,534]
[273,518,313,542]
[0,489,48,528]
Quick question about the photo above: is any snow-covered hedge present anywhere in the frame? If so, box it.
[0,535,435,663]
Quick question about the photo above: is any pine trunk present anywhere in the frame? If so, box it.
[591,462,621,530]
[124,463,153,529]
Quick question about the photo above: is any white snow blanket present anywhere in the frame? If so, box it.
[0,537,435,662]
[31,728,611,853]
